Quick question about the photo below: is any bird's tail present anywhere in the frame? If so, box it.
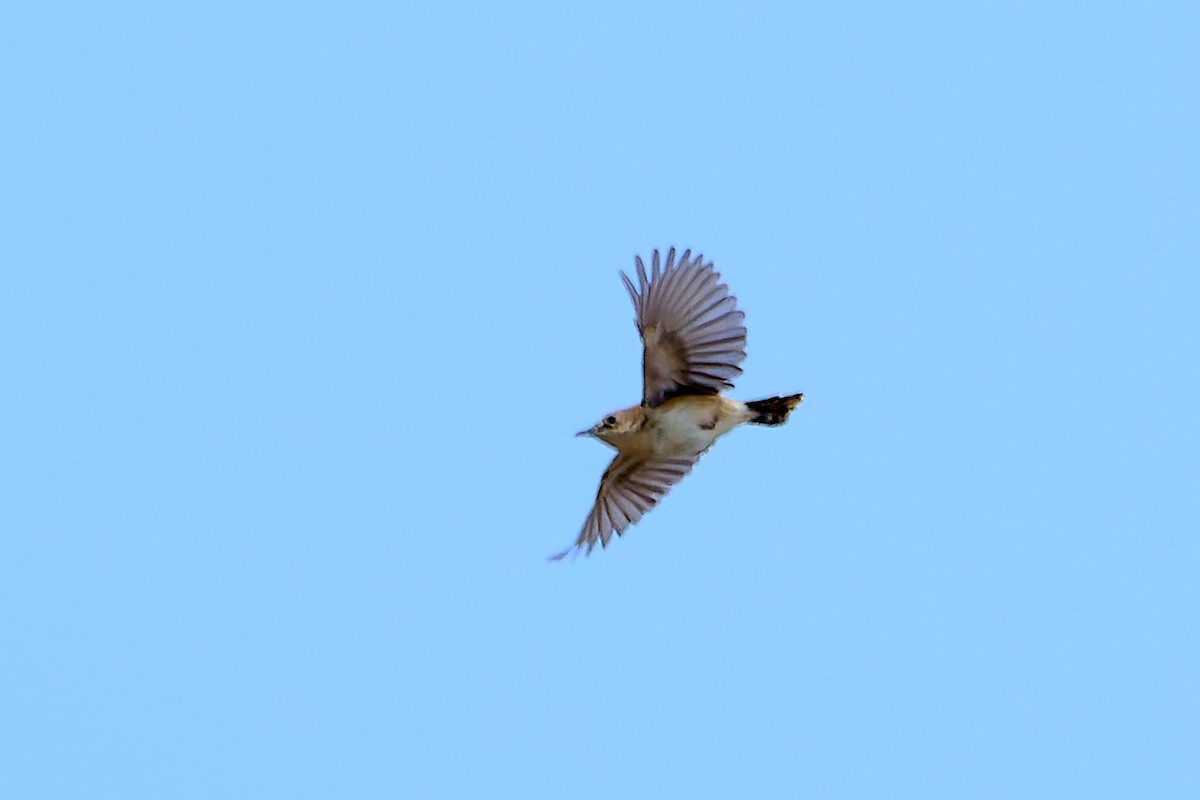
[745,393,804,426]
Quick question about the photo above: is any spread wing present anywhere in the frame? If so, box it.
[621,248,747,408]
[549,452,701,560]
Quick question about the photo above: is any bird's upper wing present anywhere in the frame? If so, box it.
[621,247,747,408]
[549,451,701,560]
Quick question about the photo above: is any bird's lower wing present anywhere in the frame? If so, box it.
[549,452,701,561]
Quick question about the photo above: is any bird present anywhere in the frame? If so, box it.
[550,247,803,560]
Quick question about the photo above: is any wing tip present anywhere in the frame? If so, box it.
[620,270,640,311]
[548,543,584,562]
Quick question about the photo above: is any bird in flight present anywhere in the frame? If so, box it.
[551,247,803,560]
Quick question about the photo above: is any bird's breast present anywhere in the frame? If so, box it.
[646,396,748,456]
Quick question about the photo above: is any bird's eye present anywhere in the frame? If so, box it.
[604,415,616,427]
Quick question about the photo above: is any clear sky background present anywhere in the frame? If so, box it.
[3,2,1197,798]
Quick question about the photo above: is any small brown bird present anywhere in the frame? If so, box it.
[551,247,803,559]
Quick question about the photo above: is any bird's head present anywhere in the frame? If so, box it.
[576,407,642,446]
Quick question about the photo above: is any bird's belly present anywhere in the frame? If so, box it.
[649,398,744,456]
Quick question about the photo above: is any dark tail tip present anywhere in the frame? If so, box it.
[746,393,804,426]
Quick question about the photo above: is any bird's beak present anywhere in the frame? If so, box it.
[575,427,595,438]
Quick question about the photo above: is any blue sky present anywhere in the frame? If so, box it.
[3,2,1197,797]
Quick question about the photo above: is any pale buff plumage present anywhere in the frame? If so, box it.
[551,248,803,560]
